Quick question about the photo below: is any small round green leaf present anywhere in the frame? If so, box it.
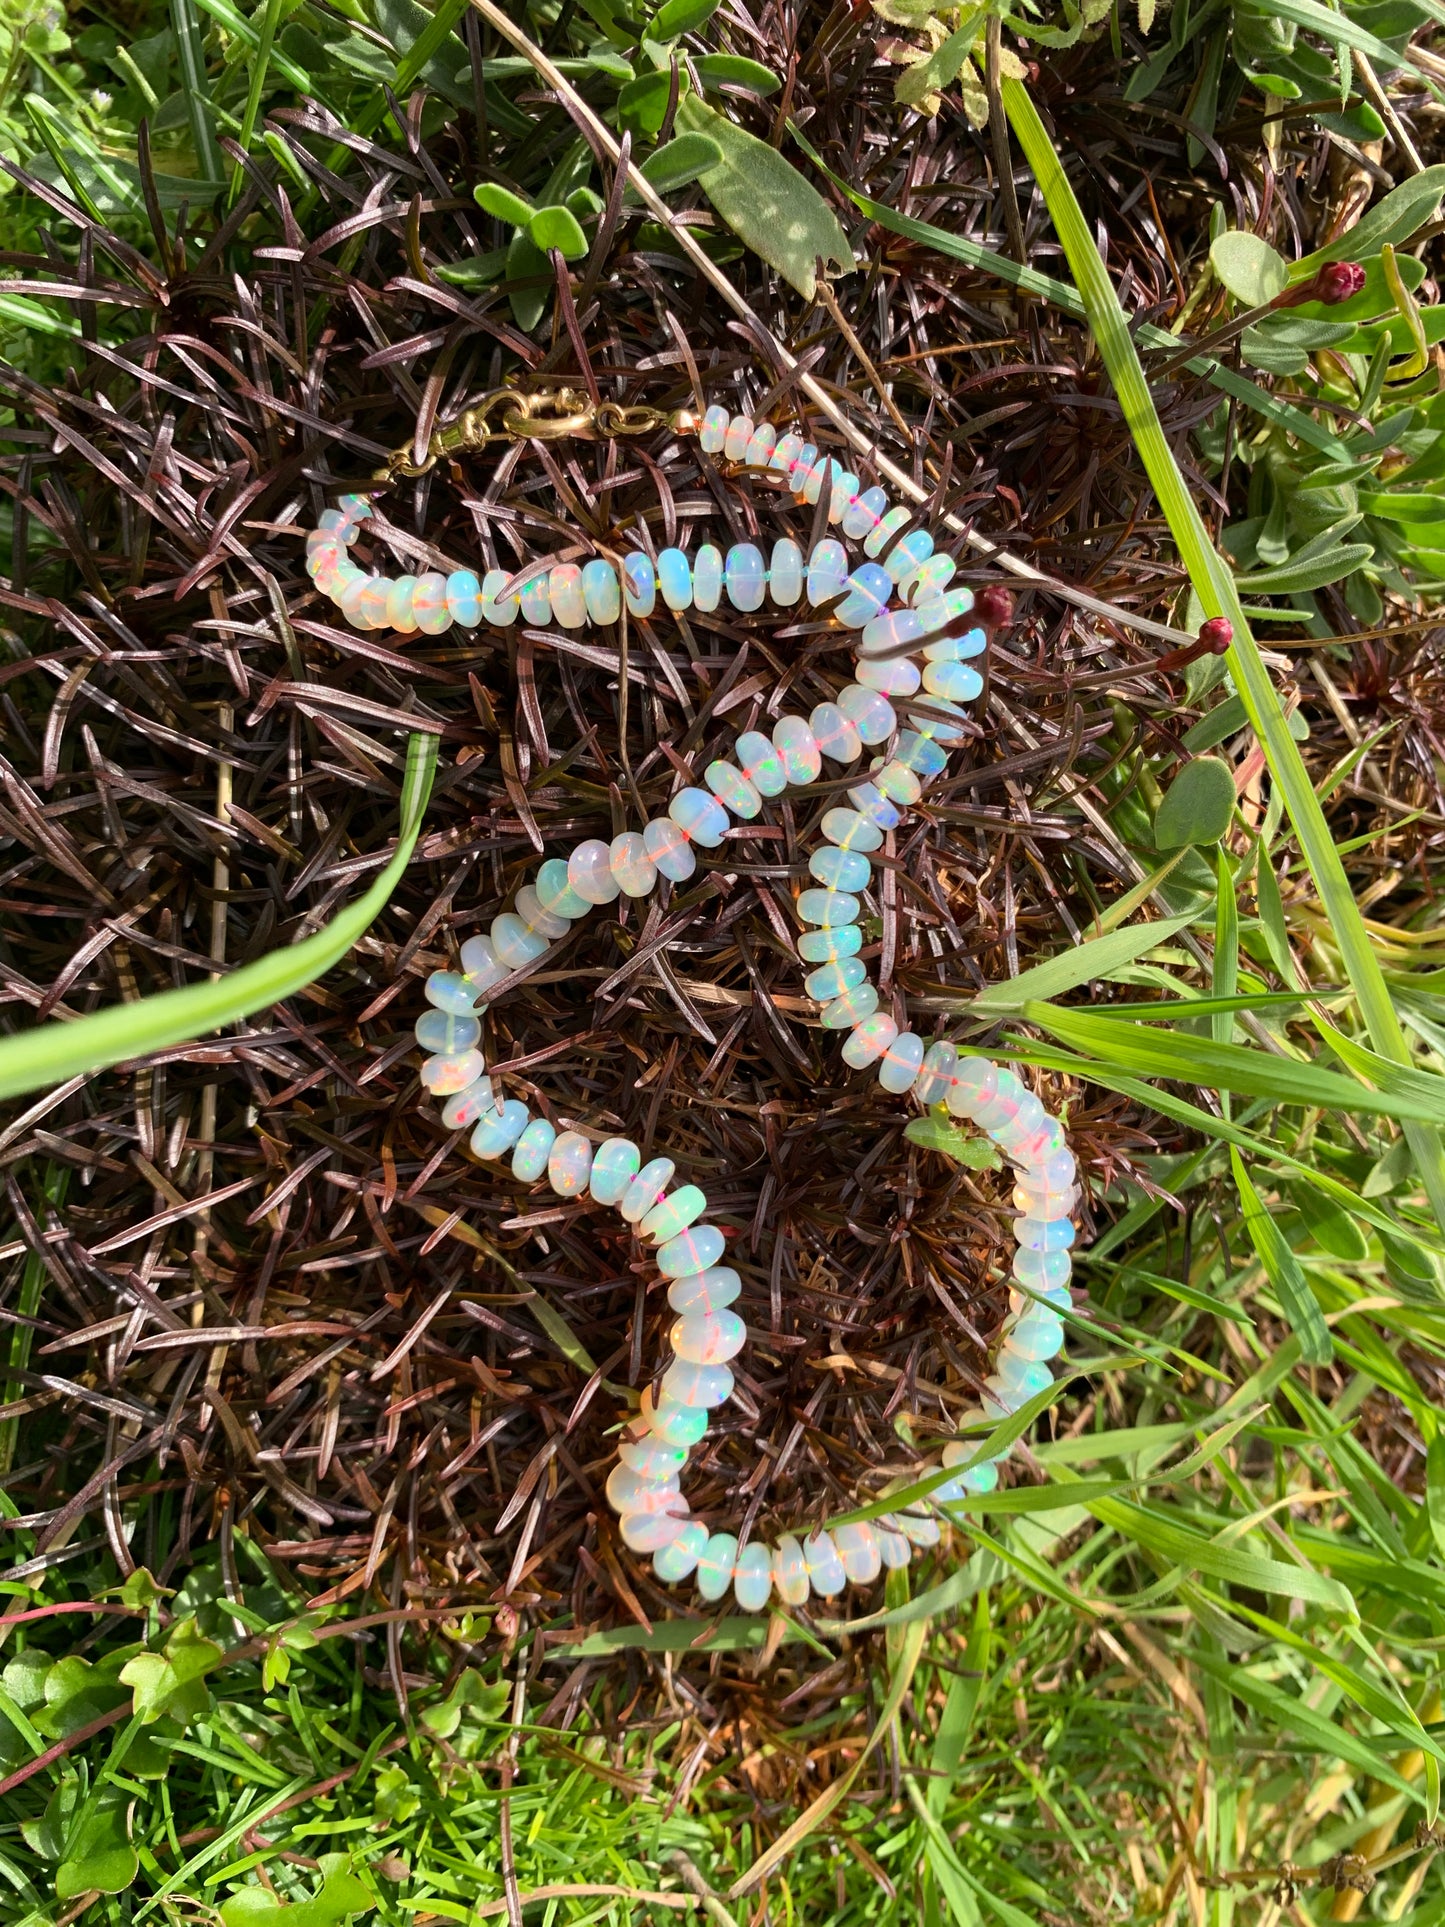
[473,181,534,227]
[1209,230,1289,307]
[639,131,723,193]
[1289,1182,1368,1261]
[649,0,721,37]
[1153,756,1237,849]
[693,52,781,94]
[527,203,589,260]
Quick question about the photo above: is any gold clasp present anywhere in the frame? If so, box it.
[375,387,674,479]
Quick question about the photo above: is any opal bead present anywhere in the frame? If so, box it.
[769,539,803,605]
[695,1532,738,1601]
[946,1057,997,1115]
[654,1520,709,1583]
[856,656,922,697]
[515,884,569,939]
[744,422,777,467]
[657,1224,726,1278]
[864,504,913,558]
[548,563,587,629]
[692,545,723,612]
[837,685,896,746]
[644,817,697,882]
[357,578,392,629]
[822,808,883,853]
[582,558,621,624]
[662,1358,733,1406]
[610,831,657,897]
[858,606,927,658]
[914,700,970,747]
[833,1521,881,1584]
[773,715,822,786]
[491,913,548,969]
[589,1137,642,1206]
[810,846,870,893]
[723,413,753,460]
[842,1014,898,1067]
[843,484,888,540]
[804,956,867,1001]
[878,1030,925,1093]
[441,1079,497,1130]
[883,527,934,584]
[620,1157,675,1224]
[828,470,860,524]
[700,404,729,452]
[803,1530,846,1597]
[426,970,480,1014]
[621,1512,688,1553]
[895,731,949,778]
[511,1117,557,1182]
[621,1436,688,1480]
[797,923,863,963]
[914,1041,959,1104]
[773,1534,810,1605]
[413,572,451,633]
[903,555,957,604]
[1015,1216,1075,1252]
[460,934,505,991]
[1011,1182,1077,1220]
[724,543,766,611]
[422,1048,487,1095]
[923,660,983,703]
[657,547,692,612]
[669,788,729,848]
[548,1129,594,1196]
[623,553,656,617]
[877,1525,912,1568]
[1009,1280,1071,1315]
[520,574,552,624]
[770,432,803,473]
[820,983,880,1028]
[800,459,829,507]
[788,442,819,488]
[1003,1305,1065,1361]
[386,576,419,632]
[481,569,519,625]
[536,859,590,920]
[336,575,370,621]
[837,564,894,628]
[416,1009,481,1054]
[892,1509,941,1547]
[735,730,787,797]
[872,760,922,806]
[470,1098,529,1157]
[809,703,862,764]
[918,587,976,632]
[606,1465,680,1514]
[641,1185,708,1243]
[446,570,482,627]
[733,1543,773,1612]
[993,1354,1054,1403]
[705,761,761,820]
[671,1307,746,1364]
[336,492,371,523]
[797,889,859,926]
[569,839,622,905]
[806,538,848,606]
[1014,1248,1073,1289]
[647,1395,709,1448]
[668,1265,741,1314]
[316,509,348,536]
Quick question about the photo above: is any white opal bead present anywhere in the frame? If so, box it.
[744,421,777,466]
[833,1520,881,1584]
[923,660,982,703]
[877,1525,912,1568]
[646,1392,709,1447]
[569,839,622,905]
[582,558,621,624]
[441,1077,497,1131]
[1011,1182,1077,1221]
[460,933,505,991]
[878,1031,925,1093]
[820,983,880,1028]
[733,1543,773,1612]
[623,553,656,617]
[695,1532,738,1601]
[415,1009,481,1054]
[422,1048,487,1095]
[822,807,883,853]
[797,889,860,927]
[903,554,957,604]
[1003,1304,1065,1361]
[843,484,888,540]
[773,1533,810,1605]
[667,1265,741,1314]
[803,1530,846,1597]
[515,884,570,940]
[787,442,818,489]
[470,1098,529,1158]
[864,504,913,558]
[519,574,552,625]
[621,1511,688,1553]
[620,1436,689,1480]
[656,1224,726,1277]
[872,759,922,805]
[426,970,479,1015]
[662,1358,733,1407]
[610,831,657,897]
[922,627,986,661]
[858,606,927,658]
[828,469,860,524]
[724,544,766,611]
[891,1509,941,1547]
[657,547,692,612]
[549,562,587,628]
[481,569,519,626]
[1014,1248,1073,1290]
[1014,1216,1075,1253]
[801,459,829,507]
[589,1137,641,1205]
[654,1519,709,1582]
[511,1117,557,1182]
[699,404,729,453]
[847,781,902,829]
[837,684,896,745]
[993,1353,1054,1404]
[668,787,729,847]
[735,730,787,797]
[640,1185,708,1243]
[491,913,549,969]
[842,1014,898,1068]
[883,526,934,585]
[644,817,697,882]
[809,702,863,764]
[723,412,753,460]
[548,1129,594,1196]
[536,859,590,920]
[769,538,803,605]
[620,1157,675,1223]
[913,1041,958,1104]
[606,1464,680,1514]
[769,432,804,474]
[670,1307,745,1364]
[705,761,762,820]
[806,538,848,606]
[804,955,867,1002]
[772,715,821,785]
[693,544,723,611]
[856,655,922,697]
[945,1056,997,1115]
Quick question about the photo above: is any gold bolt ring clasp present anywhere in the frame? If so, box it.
[375,389,674,479]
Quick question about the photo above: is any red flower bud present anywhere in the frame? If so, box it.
[974,585,1015,631]
[1197,616,1233,655]
[1315,261,1367,305]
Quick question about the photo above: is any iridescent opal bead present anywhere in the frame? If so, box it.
[856,655,922,696]
[515,884,569,939]
[744,421,777,466]
[423,1048,487,1095]
[668,1265,741,1314]
[1004,1304,1065,1361]
[671,1307,745,1364]
[536,858,590,920]
[833,1520,881,1584]
[662,1358,733,1406]
[878,1030,925,1093]
[620,1157,675,1223]
[481,569,519,625]
[471,1098,529,1157]
[804,956,867,1001]
[733,1543,773,1612]
[582,558,621,624]
[773,1534,810,1605]
[837,685,896,746]
[892,1509,941,1547]
[446,570,482,626]
[864,504,913,558]
[607,1465,680,1514]
[416,1009,481,1054]
[872,760,922,806]
[548,1130,594,1196]
[620,1512,688,1553]
[355,578,391,630]
[773,715,821,786]
[829,469,860,524]
[797,922,863,963]
[668,788,729,848]
[647,1394,710,1448]
[654,1519,709,1582]
[770,432,803,474]
[441,1078,497,1130]
[641,1185,708,1243]
[461,933,505,991]
[858,605,927,658]
[842,1014,898,1067]
[894,732,949,778]
[623,553,656,617]
[787,442,818,488]
[695,1532,738,1601]
[822,807,883,853]
[809,702,862,764]
[386,575,419,632]
[1014,1248,1073,1290]
[903,555,957,604]
[1015,1215,1075,1252]
[914,1041,959,1104]
[769,538,803,605]
[413,572,451,633]
[923,660,983,702]
[798,888,859,926]
[884,529,934,588]
[946,1056,997,1115]
[724,543,766,611]
[877,1524,912,1568]
[735,730,787,797]
[426,970,480,1014]
[705,761,761,819]
[800,458,829,506]
[992,1353,1053,1404]
[700,404,729,452]
[803,1530,846,1596]
[913,699,970,745]
[548,563,586,628]
[657,548,692,612]
[511,1117,557,1182]
[589,1137,641,1205]
[519,573,552,624]
[569,839,622,905]
[644,817,697,881]
[820,983,880,1028]
[693,544,723,611]
[491,913,548,969]
[657,1224,726,1278]
[843,485,888,541]
[723,413,753,460]
[806,538,848,606]
[610,831,657,898]
[810,846,870,893]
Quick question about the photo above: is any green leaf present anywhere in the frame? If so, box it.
[473,180,534,226]
[693,52,781,93]
[616,68,675,138]
[1232,1150,1333,1365]
[1426,1434,1445,1562]
[220,1855,372,1927]
[676,94,851,299]
[1295,161,1445,270]
[966,911,1198,1012]
[1209,230,1288,305]
[56,1793,137,1901]
[118,1615,224,1725]
[527,203,589,258]
[418,1668,510,1739]
[1233,545,1376,594]
[30,1656,128,1740]
[1086,1495,1355,1613]
[98,1567,174,1610]
[1290,1182,1369,1261]
[1154,757,1237,848]
[638,131,723,192]
[903,1113,1002,1170]
[894,14,980,106]
[648,0,720,35]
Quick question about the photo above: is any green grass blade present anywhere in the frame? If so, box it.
[169,0,224,187]
[963,910,1198,1013]
[0,734,437,1103]
[1231,1148,1333,1364]
[1002,76,1445,1230]
[230,0,292,201]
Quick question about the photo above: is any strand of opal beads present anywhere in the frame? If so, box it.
[308,402,1080,1615]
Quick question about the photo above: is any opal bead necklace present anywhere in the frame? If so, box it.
[307,396,1080,1617]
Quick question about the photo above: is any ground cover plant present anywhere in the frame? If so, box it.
[0,0,1444,1920]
